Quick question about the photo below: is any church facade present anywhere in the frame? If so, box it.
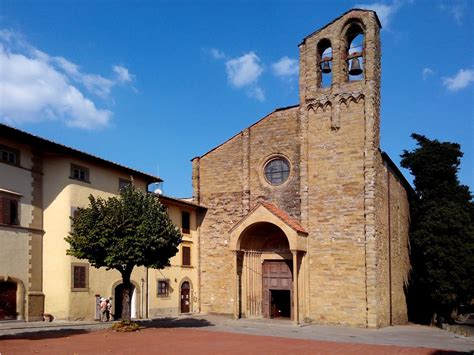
[192,9,412,328]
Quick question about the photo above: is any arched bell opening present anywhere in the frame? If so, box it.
[344,22,365,81]
[317,38,333,88]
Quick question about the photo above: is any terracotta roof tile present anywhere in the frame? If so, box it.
[260,202,307,234]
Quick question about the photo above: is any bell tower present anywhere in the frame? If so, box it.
[297,9,383,327]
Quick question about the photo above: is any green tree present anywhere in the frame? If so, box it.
[66,184,182,320]
[401,133,474,324]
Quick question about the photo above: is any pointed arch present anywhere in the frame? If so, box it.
[323,101,332,112]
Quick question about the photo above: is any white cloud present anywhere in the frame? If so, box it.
[113,65,135,83]
[0,30,135,129]
[422,68,434,80]
[355,0,407,28]
[225,52,263,88]
[248,86,265,102]
[210,48,225,60]
[272,56,299,77]
[0,48,111,128]
[440,1,467,24]
[442,69,474,91]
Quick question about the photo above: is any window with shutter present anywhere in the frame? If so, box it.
[71,264,88,290]
[181,211,190,234]
[157,279,170,297]
[182,246,191,266]
[0,196,20,225]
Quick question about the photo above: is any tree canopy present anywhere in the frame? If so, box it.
[66,184,182,319]
[401,133,474,323]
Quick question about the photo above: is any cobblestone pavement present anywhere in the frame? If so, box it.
[0,315,472,354]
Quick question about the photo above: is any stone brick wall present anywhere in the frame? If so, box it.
[375,153,410,326]
[194,108,300,314]
[304,99,367,326]
[247,108,300,218]
[192,9,410,327]
[298,9,382,327]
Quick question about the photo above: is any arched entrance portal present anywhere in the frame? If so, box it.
[237,222,293,319]
[114,284,137,319]
[229,203,308,323]
[0,281,17,320]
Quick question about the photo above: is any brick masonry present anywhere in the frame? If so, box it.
[192,9,410,328]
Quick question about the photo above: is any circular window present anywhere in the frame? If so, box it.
[264,157,290,185]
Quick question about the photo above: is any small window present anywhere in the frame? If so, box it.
[70,164,90,182]
[71,264,88,290]
[157,279,170,297]
[118,178,131,191]
[182,211,190,234]
[0,197,19,225]
[70,207,79,230]
[264,157,290,185]
[182,246,191,266]
[0,145,19,166]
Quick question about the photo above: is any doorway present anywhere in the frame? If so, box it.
[180,281,190,313]
[262,260,293,319]
[0,281,17,320]
[270,290,291,318]
[114,284,137,319]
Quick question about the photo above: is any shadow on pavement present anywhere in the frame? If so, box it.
[0,328,90,341]
[431,351,472,355]
[138,317,213,329]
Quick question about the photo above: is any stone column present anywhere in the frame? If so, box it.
[233,250,239,319]
[292,250,299,325]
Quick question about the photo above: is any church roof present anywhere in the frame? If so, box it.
[192,104,299,161]
[299,8,382,46]
[260,202,307,234]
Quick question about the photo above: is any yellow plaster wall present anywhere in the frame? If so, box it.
[148,203,199,317]
[42,154,149,320]
[0,139,35,320]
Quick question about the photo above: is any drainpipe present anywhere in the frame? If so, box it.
[387,169,393,326]
[146,267,149,319]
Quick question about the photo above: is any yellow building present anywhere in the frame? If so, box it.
[0,124,203,321]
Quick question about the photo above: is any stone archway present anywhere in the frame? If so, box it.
[111,280,141,320]
[229,203,308,324]
[0,277,25,320]
[237,222,293,319]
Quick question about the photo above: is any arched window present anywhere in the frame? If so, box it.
[345,23,364,81]
[317,39,332,87]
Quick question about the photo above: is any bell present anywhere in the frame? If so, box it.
[348,57,363,76]
[320,61,331,74]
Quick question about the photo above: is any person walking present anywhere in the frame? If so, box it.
[106,299,112,321]
[100,298,108,322]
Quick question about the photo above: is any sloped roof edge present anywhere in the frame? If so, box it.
[299,8,382,46]
[0,123,161,183]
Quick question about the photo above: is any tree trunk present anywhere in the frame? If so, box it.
[121,270,133,321]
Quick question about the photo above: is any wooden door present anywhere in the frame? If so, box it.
[0,281,17,320]
[262,261,292,318]
[180,282,190,313]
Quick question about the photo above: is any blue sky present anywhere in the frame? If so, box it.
[1,0,472,197]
